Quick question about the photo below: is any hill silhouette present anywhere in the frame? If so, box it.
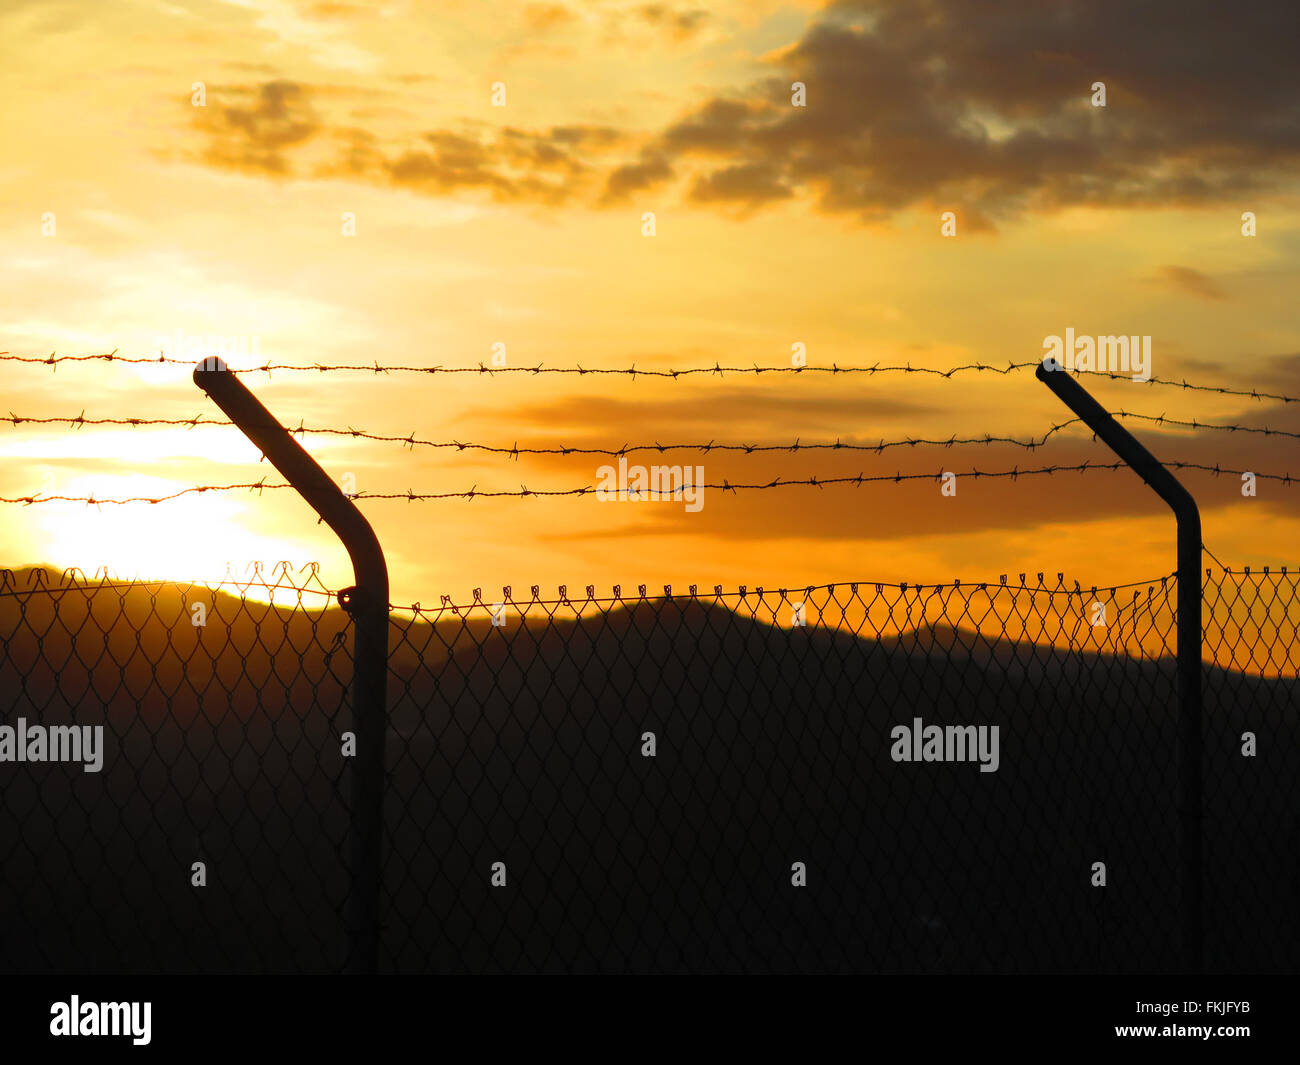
[0,568,1295,972]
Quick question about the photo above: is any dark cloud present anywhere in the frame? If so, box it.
[1119,351,1300,394]
[385,135,515,196]
[689,162,794,207]
[1149,265,1229,302]
[549,125,627,150]
[500,127,590,173]
[604,151,674,201]
[517,1,710,43]
[464,390,938,436]
[631,0,1300,222]
[186,3,1299,220]
[636,4,710,41]
[523,2,578,32]
[191,82,618,203]
[297,0,376,17]
[1251,352,1300,393]
[194,80,319,175]
[378,128,610,203]
[317,126,384,178]
[661,98,777,156]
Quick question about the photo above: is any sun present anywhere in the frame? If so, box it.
[26,472,315,595]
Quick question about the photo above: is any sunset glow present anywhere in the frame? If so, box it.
[1,0,1297,608]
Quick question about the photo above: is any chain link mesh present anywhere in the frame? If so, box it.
[1,564,1295,972]
[0,565,353,972]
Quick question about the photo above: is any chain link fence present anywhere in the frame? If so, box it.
[0,565,352,972]
[0,564,1295,972]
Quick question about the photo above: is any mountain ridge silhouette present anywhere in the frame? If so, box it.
[1,566,1295,972]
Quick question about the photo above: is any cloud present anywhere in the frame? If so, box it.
[182,2,1300,221]
[378,126,622,204]
[635,4,711,41]
[384,131,517,196]
[1149,265,1229,302]
[531,405,1300,544]
[189,81,625,202]
[461,390,938,446]
[523,2,578,32]
[519,2,713,42]
[468,369,1300,544]
[193,80,319,175]
[688,162,794,207]
[661,98,778,156]
[1251,352,1300,393]
[604,151,675,201]
[630,0,1300,223]
[298,0,372,17]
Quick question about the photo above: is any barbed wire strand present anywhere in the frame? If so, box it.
[0,460,1290,507]
[392,559,1290,611]
[5,410,1299,457]
[1,352,1297,405]
[2,560,1289,612]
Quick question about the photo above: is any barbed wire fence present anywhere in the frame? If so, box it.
[0,351,1296,973]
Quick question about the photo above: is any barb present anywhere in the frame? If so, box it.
[0,558,340,599]
[10,563,1287,612]
[1,459,1293,506]
[0,578,339,600]
[4,351,1297,403]
[387,570,1183,613]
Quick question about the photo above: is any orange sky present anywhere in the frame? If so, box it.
[2,0,1298,607]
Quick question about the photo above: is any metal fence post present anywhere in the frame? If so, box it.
[1036,357,1203,973]
[193,357,389,974]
